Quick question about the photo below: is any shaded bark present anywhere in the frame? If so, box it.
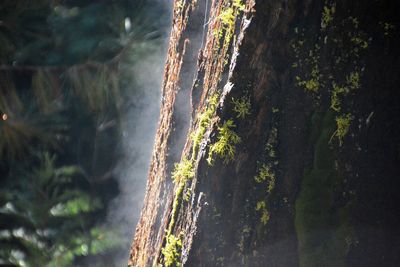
[129,0,400,266]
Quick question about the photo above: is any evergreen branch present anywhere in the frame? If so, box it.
[0,36,139,72]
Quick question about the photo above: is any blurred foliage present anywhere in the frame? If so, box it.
[0,152,118,266]
[0,0,169,266]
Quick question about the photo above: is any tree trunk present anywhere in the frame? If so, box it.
[128,0,400,266]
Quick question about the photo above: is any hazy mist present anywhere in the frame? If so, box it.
[105,1,173,265]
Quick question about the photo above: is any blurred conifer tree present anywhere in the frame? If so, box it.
[0,0,169,266]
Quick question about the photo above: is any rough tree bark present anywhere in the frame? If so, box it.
[128,0,400,266]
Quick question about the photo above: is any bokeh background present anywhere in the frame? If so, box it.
[0,1,172,266]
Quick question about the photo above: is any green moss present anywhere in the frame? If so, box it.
[161,233,183,267]
[350,36,368,49]
[254,163,275,225]
[330,71,360,116]
[218,0,244,32]
[295,45,322,92]
[321,3,336,30]
[159,94,221,266]
[330,114,352,147]
[292,13,365,167]
[237,225,251,254]
[219,7,235,29]
[215,0,244,54]
[295,110,353,267]
[254,164,275,194]
[165,168,188,240]
[232,0,245,10]
[265,127,278,158]
[330,84,347,112]
[168,181,185,235]
[232,96,251,119]
[161,160,191,266]
[380,21,395,36]
[330,91,341,112]
[183,188,191,202]
[300,78,319,92]
[158,96,221,267]
[253,119,279,226]
[255,200,270,225]
[346,72,360,90]
[171,157,194,184]
[191,93,219,160]
[207,119,241,165]
[293,13,367,99]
